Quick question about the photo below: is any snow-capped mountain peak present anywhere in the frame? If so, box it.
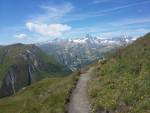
[37,34,136,71]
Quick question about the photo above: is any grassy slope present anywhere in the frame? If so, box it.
[0,44,69,81]
[0,72,79,113]
[89,33,150,113]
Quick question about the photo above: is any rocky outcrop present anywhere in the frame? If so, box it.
[0,50,41,97]
[0,65,18,97]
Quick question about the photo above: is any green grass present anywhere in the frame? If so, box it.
[0,44,68,81]
[88,33,150,113]
[0,72,79,113]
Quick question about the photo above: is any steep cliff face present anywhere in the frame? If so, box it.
[0,44,71,98]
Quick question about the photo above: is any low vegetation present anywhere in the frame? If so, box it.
[88,33,150,113]
[0,72,80,113]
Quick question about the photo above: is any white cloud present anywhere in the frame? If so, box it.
[109,17,150,26]
[25,2,73,41]
[93,0,112,4]
[27,1,150,24]
[26,22,71,37]
[29,2,73,23]
[98,1,150,13]
[58,1,150,23]
[14,34,28,39]
[101,28,150,38]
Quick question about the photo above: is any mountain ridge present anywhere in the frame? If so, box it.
[0,43,71,98]
[38,35,136,71]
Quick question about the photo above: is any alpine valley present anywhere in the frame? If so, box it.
[38,34,136,71]
[0,35,135,98]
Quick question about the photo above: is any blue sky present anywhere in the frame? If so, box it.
[0,0,150,44]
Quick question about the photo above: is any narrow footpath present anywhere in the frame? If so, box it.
[68,68,93,113]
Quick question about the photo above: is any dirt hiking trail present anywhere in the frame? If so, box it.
[68,68,93,113]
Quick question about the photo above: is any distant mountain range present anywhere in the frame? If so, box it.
[38,34,136,71]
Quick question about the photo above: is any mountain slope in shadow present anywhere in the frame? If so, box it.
[0,43,71,98]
